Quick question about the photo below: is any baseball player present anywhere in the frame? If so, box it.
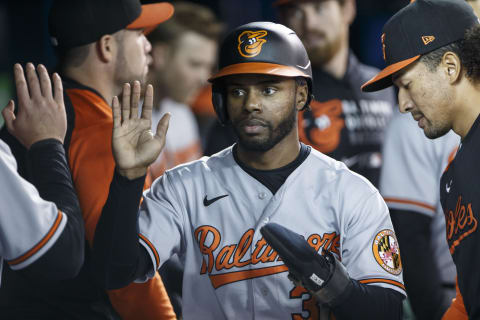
[206,0,396,191]
[93,21,406,319]
[380,110,458,318]
[361,0,480,318]
[1,63,83,284]
[274,0,396,188]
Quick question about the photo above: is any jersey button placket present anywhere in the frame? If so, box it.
[258,192,267,200]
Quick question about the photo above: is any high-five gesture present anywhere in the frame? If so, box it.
[112,81,170,180]
[2,63,66,149]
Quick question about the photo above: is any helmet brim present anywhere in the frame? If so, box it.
[209,62,311,82]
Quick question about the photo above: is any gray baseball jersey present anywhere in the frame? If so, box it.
[380,112,458,284]
[0,140,67,284]
[137,146,405,319]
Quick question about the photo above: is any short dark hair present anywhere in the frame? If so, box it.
[420,25,480,82]
[56,30,126,72]
[56,44,91,71]
[148,1,223,47]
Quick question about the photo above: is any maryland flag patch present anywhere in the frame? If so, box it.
[372,229,402,275]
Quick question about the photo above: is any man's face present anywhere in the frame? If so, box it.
[114,29,152,86]
[157,32,217,104]
[393,61,454,139]
[282,0,349,66]
[224,74,300,152]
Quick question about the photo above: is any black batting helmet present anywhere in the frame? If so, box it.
[209,21,313,125]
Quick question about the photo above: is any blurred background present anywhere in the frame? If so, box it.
[0,0,409,126]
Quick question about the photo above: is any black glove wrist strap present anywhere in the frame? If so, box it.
[313,257,353,306]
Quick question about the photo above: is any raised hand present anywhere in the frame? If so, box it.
[112,81,170,180]
[2,63,66,149]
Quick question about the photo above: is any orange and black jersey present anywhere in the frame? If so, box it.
[0,78,174,319]
[298,53,395,187]
[440,114,480,318]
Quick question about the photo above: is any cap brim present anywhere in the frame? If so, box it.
[361,55,420,92]
[127,3,174,34]
[208,62,310,82]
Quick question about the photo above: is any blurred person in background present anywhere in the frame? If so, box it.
[146,1,223,184]
[274,0,396,187]
[146,2,223,317]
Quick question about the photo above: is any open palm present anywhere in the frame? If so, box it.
[112,81,170,179]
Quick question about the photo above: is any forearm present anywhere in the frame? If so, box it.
[27,139,81,216]
[390,209,449,319]
[332,280,404,319]
[19,139,84,279]
[93,169,151,289]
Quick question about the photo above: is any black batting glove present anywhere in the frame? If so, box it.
[260,222,353,307]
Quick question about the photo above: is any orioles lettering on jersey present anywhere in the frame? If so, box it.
[195,225,340,289]
[445,195,478,254]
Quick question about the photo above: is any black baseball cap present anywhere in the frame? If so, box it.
[361,0,479,92]
[49,0,174,49]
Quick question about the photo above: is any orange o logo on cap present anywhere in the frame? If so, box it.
[237,30,268,58]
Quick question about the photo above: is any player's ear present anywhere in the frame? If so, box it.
[295,79,308,111]
[441,51,461,84]
[97,34,116,63]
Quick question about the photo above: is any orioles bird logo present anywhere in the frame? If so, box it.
[237,30,268,58]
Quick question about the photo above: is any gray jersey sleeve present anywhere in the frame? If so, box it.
[379,112,458,285]
[137,171,186,280]
[339,174,405,295]
[380,112,458,216]
[0,140,67,275]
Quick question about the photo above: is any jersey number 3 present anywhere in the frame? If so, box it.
[290,286,322,320]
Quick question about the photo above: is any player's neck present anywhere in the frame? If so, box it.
[236,130,301,170]
[320,41,349,80]
[452,84,480,139]
[63,63,116,105]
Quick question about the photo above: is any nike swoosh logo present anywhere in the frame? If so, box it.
[296,61,311,70]
[203,194,229,207]
[446,180,452,193]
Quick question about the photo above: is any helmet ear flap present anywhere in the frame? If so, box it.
[212,83,228,125]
